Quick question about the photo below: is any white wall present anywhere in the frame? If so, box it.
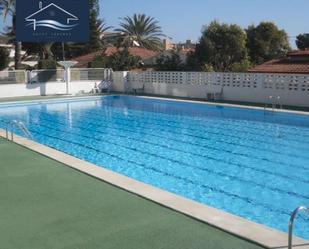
[113,71,309,108]
[1,70,308,108]
[0,81,98,98]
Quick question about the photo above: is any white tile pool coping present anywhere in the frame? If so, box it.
[0,95,309,249]
[0,94,309,116]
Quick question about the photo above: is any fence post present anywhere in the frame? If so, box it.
[58,61,78,95]
[24,70,28,84]
[66,68,71,94]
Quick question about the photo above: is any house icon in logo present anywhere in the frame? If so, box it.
[25,1,79,31]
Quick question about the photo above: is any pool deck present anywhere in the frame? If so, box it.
[0,138,265,249]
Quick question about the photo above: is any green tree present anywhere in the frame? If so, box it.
[246,22,290,65]
[115,14,165,51]
[230,59,251,72]
[79,0,110,53]
[193,21,249,72]
[88,47,142,70]
[88,55,109,68]
[296,33,309,50]
[186,52,215,72]
[65,1,110,57]
[105,49,141,71]
[156,52,184,71]
[0,47,10,70]
[0,0,21,69]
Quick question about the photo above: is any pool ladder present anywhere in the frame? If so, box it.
[288,206,309,249]
[5,120,33,141]
[265,96,282,112]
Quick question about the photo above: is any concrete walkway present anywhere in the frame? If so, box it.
[0,138,265,249]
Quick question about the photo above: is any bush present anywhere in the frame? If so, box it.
[89,49,141,71]
[155,52,185,71]
[88,56,109,68]
[200,63,214,72]
[108,49,141,71]
[230,59,251,72]
[296,33,309,50]
[0,47,10,70]
[37,59,57,69]
[37,59,57,82]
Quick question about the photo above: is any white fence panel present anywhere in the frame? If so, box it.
[70,68,113,81]
[30,69,65,83]
[0,70,26,84]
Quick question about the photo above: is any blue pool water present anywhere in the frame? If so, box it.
[0,95,308,239]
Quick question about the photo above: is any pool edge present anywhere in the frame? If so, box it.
[1,94,309,116]
[1,130,308,249]
[134,94,309,116]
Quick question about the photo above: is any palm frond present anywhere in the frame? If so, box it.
[115,13,165,51]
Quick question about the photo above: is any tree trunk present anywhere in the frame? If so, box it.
[42,43,54,60]
[14,41,22,69]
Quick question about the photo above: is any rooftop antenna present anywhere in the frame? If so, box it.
[39,1,42,9]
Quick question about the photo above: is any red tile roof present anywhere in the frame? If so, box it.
[249,59,309,74]
[249,50,309,74]
[288,50,309,57]
[73,51,103,68]
[105,47,159,59]
[73,47,159,68]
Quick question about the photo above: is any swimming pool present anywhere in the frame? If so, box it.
[0,95,308,239]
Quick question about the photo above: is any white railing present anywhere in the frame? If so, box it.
[0,70,26,84]
[0,69,309,107]
[29,69,65,83]
[0,68,113,84]
[70,68,113,82]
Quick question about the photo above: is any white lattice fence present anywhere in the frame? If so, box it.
[126,71,309,90]
[121,71,309,107]
[264,74,309,92]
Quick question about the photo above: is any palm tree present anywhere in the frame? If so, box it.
[87,18,111,52]
[115,14,165,51]
[0,0,21,69]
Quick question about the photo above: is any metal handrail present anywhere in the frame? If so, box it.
[276,96,283,110]
[5,120,33,141]
[288,206,309,249]
[264,96,282,112]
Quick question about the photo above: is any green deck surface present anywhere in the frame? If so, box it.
[0,139,265,249]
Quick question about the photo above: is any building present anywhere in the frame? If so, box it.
[249,50,309,74]
[73,47,160,68]
[162,39,196,51]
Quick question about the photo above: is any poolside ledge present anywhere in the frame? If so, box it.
[0,129,308,249]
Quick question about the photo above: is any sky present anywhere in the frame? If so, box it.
[102,0,309,47]
[1,0,308,47]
